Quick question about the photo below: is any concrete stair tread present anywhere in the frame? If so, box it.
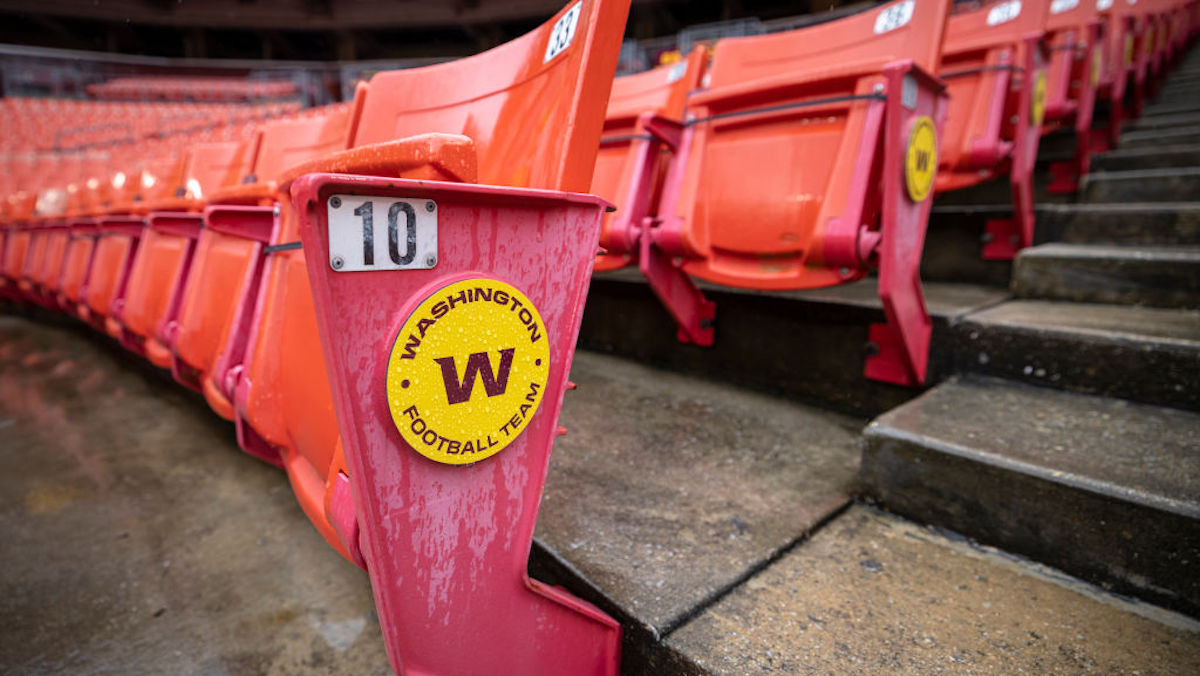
[1091,143,1200,170]
[868,376,1200,519]
[1113,126,1200,150]
[1020,242,1200,260]
[535,350,862,666]
[862,377,1200,614]
[1013,243,1200,309]
[665,506,1200,674]
[1085,166,1200,182]
[1126,112,1200,130]
[1145,101,1200,117]
[953,300,1199,409]
[965,299,1200,346]
[1033,202,1200,245]
[1082,167,1200,202]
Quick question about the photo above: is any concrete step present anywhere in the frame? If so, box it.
[663,506,1200,674]
[952,300,1200,410]
[1125,111,1200,132]
[1013,243,1200,309]
[578,271,1008,417]
[534,350,863,673]
[1083,167,1200,202]
[1119,124,1200,148]
[862,377,1200,616]
[1035,202,1200,245]
[1091,143,1200,171]
[1144,100,1200,118]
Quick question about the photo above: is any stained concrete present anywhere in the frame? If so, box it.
[0,316,391,674]
[536,351,862,672]
[863,376,1200,615]
[1012,243,1200,309]
[663,506,1200,675]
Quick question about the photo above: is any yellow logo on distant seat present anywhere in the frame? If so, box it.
[904,116,937,203]
[385,278,550,465]
[1031,70,1048,127]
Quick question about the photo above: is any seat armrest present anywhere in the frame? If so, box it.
[277,133,478,192]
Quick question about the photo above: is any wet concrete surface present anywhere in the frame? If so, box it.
[535,351,862,672]
[664,506,1200,675]
[0,316,390,675]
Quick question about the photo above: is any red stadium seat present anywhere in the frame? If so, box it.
[1043,0,1108,194]
[638,0,951,384]
[591,47,706,273]
[936,0,1050,260]
[234,1,630,671]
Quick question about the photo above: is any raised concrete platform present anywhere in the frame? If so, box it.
[0,316,391,674]
[862,377,1200,616]
[1013,243,1200,308]
[663,506,1200,674]
[952,299,1200,410]
[578,270,1008,417]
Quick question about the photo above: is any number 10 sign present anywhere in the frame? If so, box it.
[326,194,439,272]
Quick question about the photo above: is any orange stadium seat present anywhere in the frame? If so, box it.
[169,102,355,438]
[635,0,950,384]
[936,0,1050,260]
[116,140,253,358]
[80,155,185,332]
[590,47,706,273]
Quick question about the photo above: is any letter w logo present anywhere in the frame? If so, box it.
[915,149,930,173]
[434,349,515,405]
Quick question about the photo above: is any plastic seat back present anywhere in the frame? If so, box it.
[121,141,249,360]
[171,105,356,415]
[937,0,1050,185]
[662,0,950,290]
[591,47,706,272]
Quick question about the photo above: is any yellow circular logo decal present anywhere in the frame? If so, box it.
[1091,46,1103,87]
[1031,70,1047,128]
[904,116,937,203]
[385,278,550,465]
